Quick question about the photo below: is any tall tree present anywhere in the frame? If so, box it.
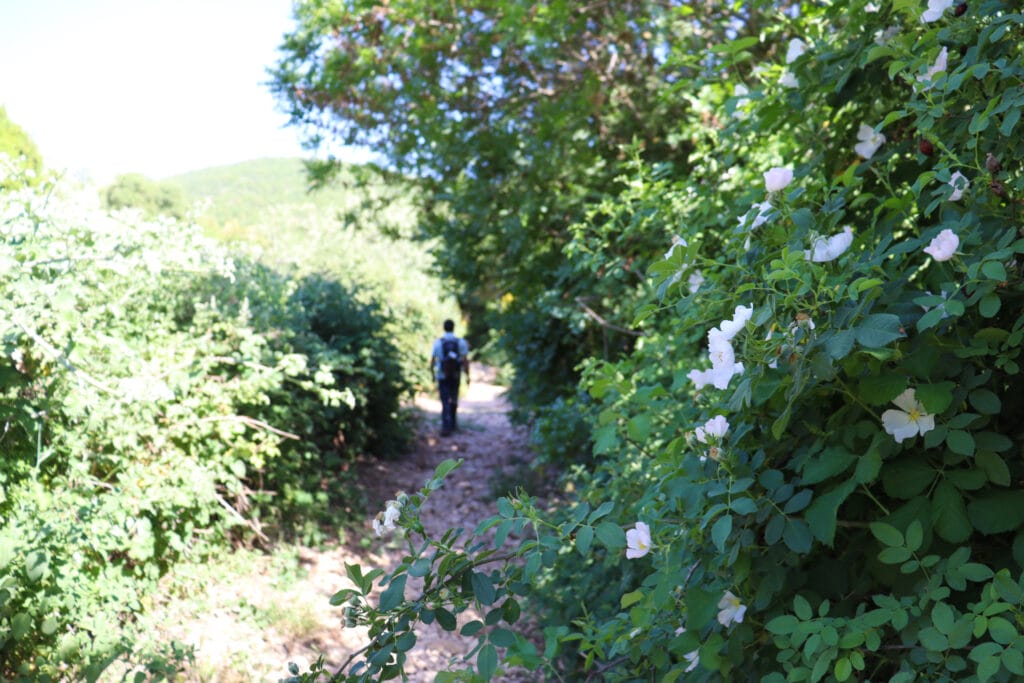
[269,0,752,409]
[0,106,44,185]
[102,173,188,220]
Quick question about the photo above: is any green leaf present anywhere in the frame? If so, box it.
[409,557,433,577]
[783,519,813,553]
[905,520,924,552]
[621,590,644,609]
[711,515,733,552]
[826,330,855,360]
[917,382,955,414]
[933,480,972,543]
[627,414,652,441]
[968,491,1024,534]
[435,607,457,631]
[575,525,593,556]
[490,627,516,647]
[1002,648,1024,675]
[977,451,1011,486]
[24,550,49,583]
[801,446,856,484]
[502,598,521,624]
[917,307,945,332]
[461,620,484,636]
[594,521,626,550]
[0,538,15,570]
[477,643,498,680]
[918,626,949,651]
[712,35,759,53]
[329,589,358,606]
[587,501,615,524]
[11,613,31,640]
[979,293,1001,318]
[379,574,407,611]
[933,602,955,635]
[471,571,496,605]
[993,570,1023,603]
[858,374,907,406]
[855,449,883,484]
[433,458,462,481]
[834,657,852,682]
[806,479,857,547]
[946,430,975,456]
[854,314,904,348]
[978,655,1000,683]
[396,630,417,652]
[988,616,1017,644]
[969,389,1001,415]
[1000,107,1022,136]
[686,587,718,630]
[879,546,913,564]
[730,497,758,515]
[981,260,1007,281]
[794,595,812,620]
[766,615,799,634]
[869,522,904,547]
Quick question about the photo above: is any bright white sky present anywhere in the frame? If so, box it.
[0,0,367,182]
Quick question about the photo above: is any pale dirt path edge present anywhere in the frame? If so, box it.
[275,368,539,681]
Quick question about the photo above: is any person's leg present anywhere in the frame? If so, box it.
[451,379,460,431]
[439,380,454,435]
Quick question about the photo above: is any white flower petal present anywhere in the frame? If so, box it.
[891,388,920,413]
[764,167,794,193]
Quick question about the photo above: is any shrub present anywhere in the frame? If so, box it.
[0,159,410,677]
[303,2,1024,682]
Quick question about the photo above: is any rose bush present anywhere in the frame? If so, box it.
[300,0,1024,681]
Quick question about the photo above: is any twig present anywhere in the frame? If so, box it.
[196,415,300,440]
[215,492,269,544]
[11,316,116,394]
[574,297,643,337]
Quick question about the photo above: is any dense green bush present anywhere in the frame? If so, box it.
[101,172,188,220]
[168,158,460,391]
[298,1,1024,681]
[0,158,410,678]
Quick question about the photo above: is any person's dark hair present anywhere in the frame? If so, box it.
[443,319,455,332]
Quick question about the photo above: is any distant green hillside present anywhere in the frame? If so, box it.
[167,157,458,388]
[166,157,413,234]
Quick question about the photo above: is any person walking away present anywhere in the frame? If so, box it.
[430,319,469,436]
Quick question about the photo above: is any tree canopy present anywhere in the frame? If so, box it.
[102,172,189,220]
[270,0,765,410]
[0,106,44,185]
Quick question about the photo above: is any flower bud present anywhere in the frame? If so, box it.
[986,152,1002,174]
[919,139,934,156]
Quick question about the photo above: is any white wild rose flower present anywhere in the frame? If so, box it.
[923,229,959,261]
[805,226,854,262]
[764,167,794,193]
[717,591,747,627]
[626,521,652,559]
[786,38,808,64]
[921,0,954,22]
[881,389,936,443]
[854,124,886,159]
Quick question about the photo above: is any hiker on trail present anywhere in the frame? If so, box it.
[430,319,469,436]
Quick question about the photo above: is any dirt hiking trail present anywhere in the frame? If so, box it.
[145,368,538,682]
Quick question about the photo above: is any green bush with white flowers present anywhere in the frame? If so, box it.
[296,1,1024,681]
